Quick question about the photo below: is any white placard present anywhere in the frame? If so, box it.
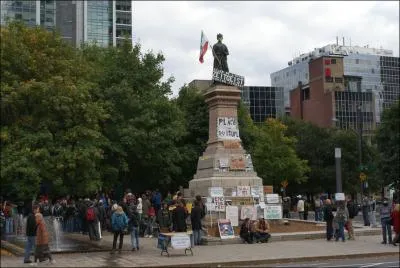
[219,158,229,168]
[217,117,240,140]
[225,206,239,226]
[237,186,251,197]
[251,186,262,197]
[264,205,282,219]
[266,194,280,204]
[259,202,266,209]
[209,187,224,197]
[240,205,257,220]
[335,193,345,201]
[171,234,191,249]
[212,196,225,212]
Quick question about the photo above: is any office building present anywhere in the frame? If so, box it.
[290,55,376,137]
[187,80,284,123]
[271,42,399,123]
[0,0,134,47]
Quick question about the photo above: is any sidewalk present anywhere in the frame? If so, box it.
[1,235,398,267]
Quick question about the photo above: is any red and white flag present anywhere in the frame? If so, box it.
[199,30,209,63]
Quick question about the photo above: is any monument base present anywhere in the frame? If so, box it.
[188,176,263,197]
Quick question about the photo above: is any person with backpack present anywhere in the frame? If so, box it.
[86,201,100,241]
[346,196,357,240]
[334,200,349,242]
[323,199,334,241]
[110,206,128,254]
[127,202,140,251]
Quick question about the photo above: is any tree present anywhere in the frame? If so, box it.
[250,118,310,190]
[1,22,107,199]
[376,100,400,191]
[174,85,209,189]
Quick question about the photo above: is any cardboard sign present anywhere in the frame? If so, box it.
[218,219,235,239]
[237,186,251,197]
[335,193,345,201]
[209,187,224,197]
[171,233,191,249]
[263,185,273,195]
[230,155,246,170]
[266,194,280,204]
[264,205,282,219]
[217,117,240,140]
[225,206,239,226]
[240,205,257,220]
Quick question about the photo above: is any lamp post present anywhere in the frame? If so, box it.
[335,148,342,193]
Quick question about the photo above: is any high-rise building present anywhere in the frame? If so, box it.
[271,43,399,123]
[290,55,376,138]
[0,0,134,47]
[187,80,284,123]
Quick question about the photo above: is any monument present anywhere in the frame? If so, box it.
[188,33,262,197]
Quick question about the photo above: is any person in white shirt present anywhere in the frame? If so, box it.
[297,196,305,220]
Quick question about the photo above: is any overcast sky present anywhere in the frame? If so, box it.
[133,1,399,96]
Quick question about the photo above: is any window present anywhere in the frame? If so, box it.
[325,59,331,65]
[335,77,343,83]
[356,59,360,64]
[331,59,337,64]
[325,68,331,77]
[326,77,333,83]
[371,68,375,74]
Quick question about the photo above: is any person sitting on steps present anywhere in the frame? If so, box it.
[254,217,271,243]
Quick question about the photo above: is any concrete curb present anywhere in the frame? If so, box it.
[154,252,400,267]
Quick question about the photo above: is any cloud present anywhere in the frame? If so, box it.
[133,1,399,96]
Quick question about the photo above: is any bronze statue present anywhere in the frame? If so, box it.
[212,33,229,72]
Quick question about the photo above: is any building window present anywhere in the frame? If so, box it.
[331,59,337,64]
[356,59,359,64]
[335,77,343,83]
[325,68,331,77]
[326,77,333,83]
[325,59,331,65]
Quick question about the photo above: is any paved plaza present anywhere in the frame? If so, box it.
[1,235,398,267]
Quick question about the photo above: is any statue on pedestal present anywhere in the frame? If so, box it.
[212,33,229,72]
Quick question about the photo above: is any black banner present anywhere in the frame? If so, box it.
[212,68,245,87]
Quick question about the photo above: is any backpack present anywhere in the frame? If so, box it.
[86,207,96,221]
[112,214,127,231]
[336,208,346,222]
[314,200,321,208]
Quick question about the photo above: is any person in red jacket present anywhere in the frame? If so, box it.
[391,203,400,246]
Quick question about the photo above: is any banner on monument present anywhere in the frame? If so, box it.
[218,219,235,239]
[225,205,239,226]
[209,187,224,197]
[212,68,245,87]
[217,117,240,140]
[240,205,257,220]
[264,204,282,219]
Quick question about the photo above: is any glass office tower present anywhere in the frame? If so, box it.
[1,0,133,47]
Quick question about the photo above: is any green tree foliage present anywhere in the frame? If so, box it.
[376,100,400,191]
[249,118,310,189]
[81,41,186,193]
[175,85,209,189]
[1,22,107,199]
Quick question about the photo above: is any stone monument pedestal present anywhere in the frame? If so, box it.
[188,84,262,197]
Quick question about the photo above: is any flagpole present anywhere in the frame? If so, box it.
[209,43,222,67]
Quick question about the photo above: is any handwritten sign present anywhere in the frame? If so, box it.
[209,187,224,197]
[264,205,282,220]
[266,194,280,204]
[217,117,240,140]
[225,206,239,226]
[213,68,245,87]
[212,196,225,212]
[230,155,246,170]
[237,186,251,197]
[240,205,257,220]
[171,234,191,249]
[251,186,262,197]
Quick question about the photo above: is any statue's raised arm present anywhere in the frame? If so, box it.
[212,33,229,72]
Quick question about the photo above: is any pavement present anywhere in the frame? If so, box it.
[1,235,398,267]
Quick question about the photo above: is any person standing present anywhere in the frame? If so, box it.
[323,199,334,241]
[346,196,357,240]
[391,203,400,246]
[191,201,203,246]
[127,202,140,251]
[157,203,172,233]
[86,200,100,241]
[172,200,188,232]
[23,205,39,264]
[34,213,55,264]
[314,196,323,221]
[282,197,291,219]
[110,206,128,254]
[369,196,377,228]
[379,199,393,245]
[362,195,371,226]
[334,201,348,242]
[297,196,305,220]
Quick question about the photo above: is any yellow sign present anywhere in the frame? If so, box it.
[360,172,367,181]
[281,180,288,188]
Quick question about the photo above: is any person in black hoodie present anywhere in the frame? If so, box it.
[23,204,39,264]
[191,201,203,246]
[172,200,187,232]
[323,199,334,241]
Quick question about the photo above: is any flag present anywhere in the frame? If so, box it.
[199,30,209,63]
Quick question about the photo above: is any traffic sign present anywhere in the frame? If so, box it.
[360,172,367,181]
